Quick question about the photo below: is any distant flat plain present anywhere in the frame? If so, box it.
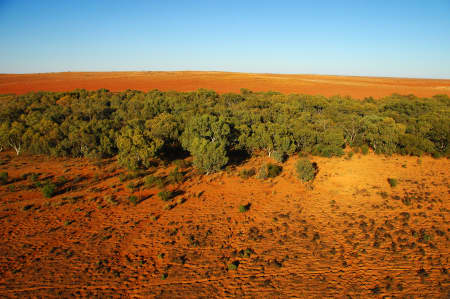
[1,71,449,98]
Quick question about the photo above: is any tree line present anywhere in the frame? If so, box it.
[0,89,448,172]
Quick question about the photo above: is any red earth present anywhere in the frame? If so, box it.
[1,71,449,98]
[0,150,448,297]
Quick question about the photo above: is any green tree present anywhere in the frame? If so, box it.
[361,116,403,155]
[0,121,25,155]
[116,120,162,170]
[181,114,230,173]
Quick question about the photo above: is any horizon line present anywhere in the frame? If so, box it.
[0,70,449,81]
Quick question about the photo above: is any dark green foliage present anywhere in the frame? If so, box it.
[173,159,190,169]
[41,183,56,198]
[239,203,250,212]
[228,261,239,270]
[272,150,287,163]
[0,172,8,185]
[181,114,230,173]
[145,175,165,188]
[388,178,398,187]
[126,182,136,190]
[158,190,173,202]
[191,140,229,174]
[239,168,256,179]
[296,158,316,182]
[260,163,282,178]
[167,167,184,184]
[0,89,448,170]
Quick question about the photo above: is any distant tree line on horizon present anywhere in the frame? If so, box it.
[0,88,448,172]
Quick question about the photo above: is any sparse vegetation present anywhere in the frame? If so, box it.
[239,203,250,213]
[158,190,173,202]
[167,167,184,184]
[388,178,398,187]
[258,163,282,179]
[41,183,56,198]
[239,168,256,179]
[145,175,165,188]
[0,172,8,185]
[296,158,316,182]
[228,261,239,270]
[128,195,138,206]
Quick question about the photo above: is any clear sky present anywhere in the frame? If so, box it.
[0,0,449,78]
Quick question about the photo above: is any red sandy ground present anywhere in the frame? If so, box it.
[1,71,450,98]
[0,151,448,297]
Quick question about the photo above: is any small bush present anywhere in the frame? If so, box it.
[119,171,145,182]
[0,172,8,185]
[42,183,56,198]
[228,261,239,270]
[105,195,118,205]
[29,173,39,182]
[167,167,184,184]
[272,151,287,163]
[296,158,316,182]
[239,203,250,213]
[128,195,138,206]
[258,163,282,179]
[345,151,354,160]
[163,203,175,210]
[173,159,190,169]
[126,182,136,190]
[361,145,369,155]
[239,168,256,179]
[145,175,165,188]
[158,190,173,202]
[267,163,282,177]
[388,178,398,187]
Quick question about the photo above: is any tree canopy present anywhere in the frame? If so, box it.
[0,89,448,171]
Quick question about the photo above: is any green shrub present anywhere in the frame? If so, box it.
[173,159,190,169]
[296,158,316,182]
[41,183,56,198]
[361,144,369,155]
[126,182,136,190]
[29,173,39,182]
[267,163,282,178]
[388,178,398,187]
[128,195,138,206]
[239,203,250,213]
[0,172,8,185]
[345,151,354,160]
[167,167,184,184]
[158,190,173,202]
[272,151,287,163]
[239,168,256,179]
[228,261,239,270]
[258,163,282,179]
[145,175,165,188]
[105,195,118,205]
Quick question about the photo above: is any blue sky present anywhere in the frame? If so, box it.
[0,0,449,78]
